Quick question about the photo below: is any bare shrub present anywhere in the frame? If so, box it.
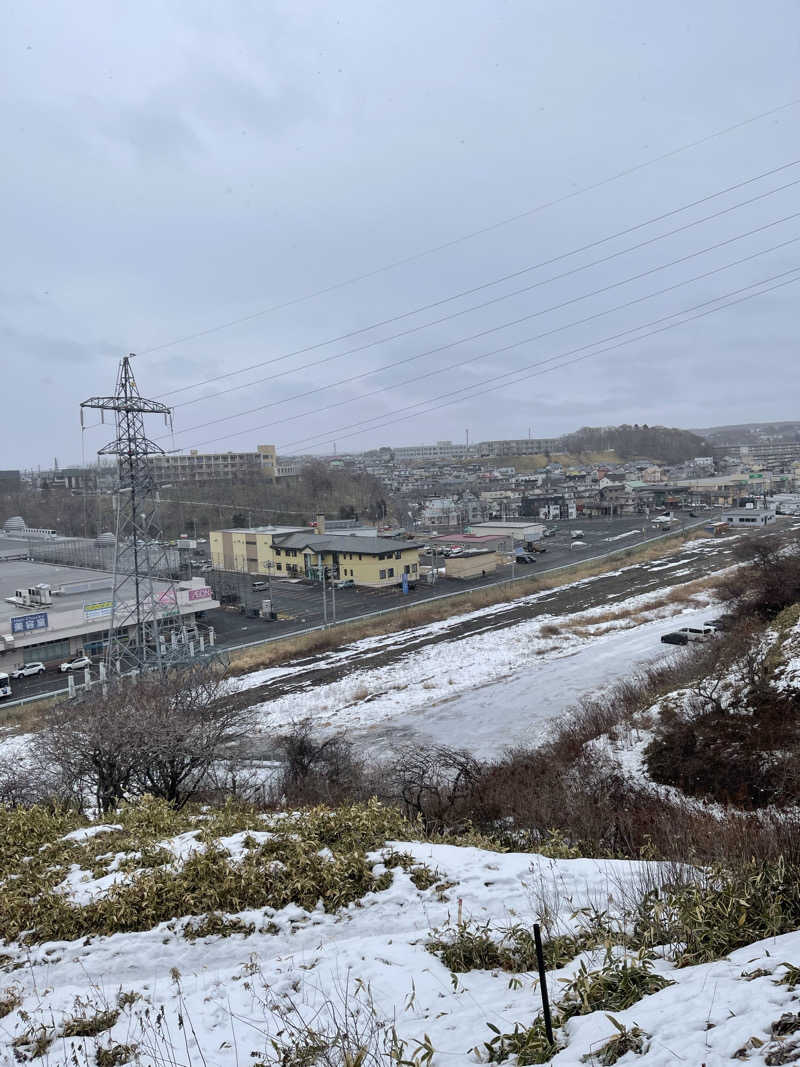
[385,744,484,829]
[645,624,800,806]
[718,532,800,620]
[276,722,367,805]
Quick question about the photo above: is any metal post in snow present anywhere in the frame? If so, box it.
[209,626,215,647]
[533,923,554,1046]
[68,674,75,699]
[83,667,91,688]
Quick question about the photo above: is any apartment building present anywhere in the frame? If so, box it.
[150,444,279,483]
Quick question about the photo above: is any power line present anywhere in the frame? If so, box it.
[138,96,800,361]
[272,268,800,454]
[163,220,800,445]
[160,159,800,405]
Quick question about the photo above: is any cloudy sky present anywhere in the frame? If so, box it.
[2,0,799,468]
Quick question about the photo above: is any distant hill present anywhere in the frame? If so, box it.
[560,424,709,464]
[695,421,800,446]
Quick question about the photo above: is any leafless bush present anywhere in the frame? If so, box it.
[33,662,257,812]
[0,750,66,808]
[275,722,368,805]
[384,744,484,829]
[718,531,800,620]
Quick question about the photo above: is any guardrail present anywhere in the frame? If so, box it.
[0,520,707,710]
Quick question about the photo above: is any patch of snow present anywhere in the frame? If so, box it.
[5,840,800,1066]
[62,824,123,842]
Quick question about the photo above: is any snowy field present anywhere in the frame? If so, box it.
[4,828,800,1066]
[243,585,719,757]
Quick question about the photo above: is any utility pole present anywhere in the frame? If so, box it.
[81,355,185,675]
[330,564,336,624]
[319,551,328,625]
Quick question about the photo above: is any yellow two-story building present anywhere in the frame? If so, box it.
[209,526,422,588]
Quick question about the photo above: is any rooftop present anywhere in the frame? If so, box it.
[272,533,423,554]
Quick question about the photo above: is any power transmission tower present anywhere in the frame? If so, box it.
[81,355,184,675]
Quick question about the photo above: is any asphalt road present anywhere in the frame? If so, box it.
[1,512,713,705]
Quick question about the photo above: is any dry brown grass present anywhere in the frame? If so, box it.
[0,695,59,735]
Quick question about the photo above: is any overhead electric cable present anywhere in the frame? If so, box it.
[138,96,800,360]
[278,270,800,455]
[181,267,799,454]
[159,159,800,403]
[164,223,800,442]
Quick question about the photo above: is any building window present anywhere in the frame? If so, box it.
[276,563,282,571]
[379,569,386,579]
[387,567,394,578]
[412,563,418,573]
[395,551,401,559]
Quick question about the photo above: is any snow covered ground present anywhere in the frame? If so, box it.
[245,592,717,758]
[4,830,800,1066]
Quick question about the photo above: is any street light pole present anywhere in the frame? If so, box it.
[319,552,328,625]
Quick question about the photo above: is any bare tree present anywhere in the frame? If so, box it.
[33,663,256,812]
[133,663,257,808]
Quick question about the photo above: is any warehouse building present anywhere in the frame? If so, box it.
[465,520,546,544]
[0,559,219,673]
[722,508,776,527]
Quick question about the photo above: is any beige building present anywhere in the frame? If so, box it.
[150,444,280,484]
[210,526,422,588]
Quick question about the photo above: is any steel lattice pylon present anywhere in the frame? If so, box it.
[82,355,187,675]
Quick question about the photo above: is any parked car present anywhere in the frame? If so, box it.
[678,626,715,641]
[252,581,268,591]
[705,616,735,632]
[529,543,547,553]
[11,662,45,679]
[59,655,91,673]
[335,578,355,589]
[570,529,584,539]
[661,627,713,646]
[515,553,535,564]
[570,540,587,550]
[661,631,689,646]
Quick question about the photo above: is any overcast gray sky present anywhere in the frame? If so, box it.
[2,0,799,469]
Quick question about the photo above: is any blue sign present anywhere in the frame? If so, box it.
[402,572,409,594]
[11,612,49,635]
